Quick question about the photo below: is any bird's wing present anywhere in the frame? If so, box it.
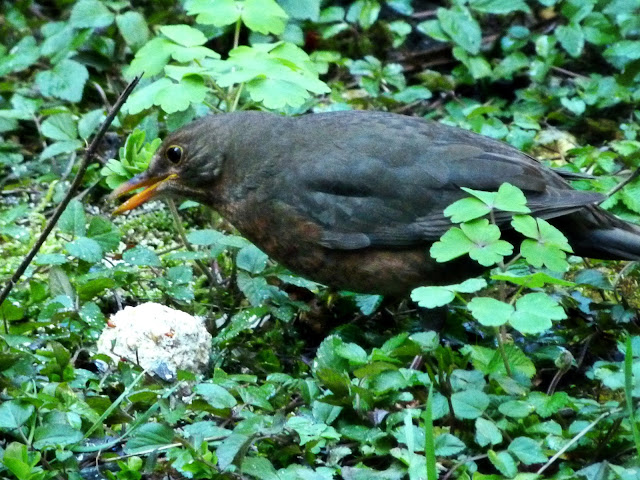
[286,140,604,250]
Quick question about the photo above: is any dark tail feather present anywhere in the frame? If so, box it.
[574,226,640,260]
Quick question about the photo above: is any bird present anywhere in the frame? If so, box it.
[110,110,640,296]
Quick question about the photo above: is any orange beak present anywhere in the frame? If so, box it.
[109,173,178,215]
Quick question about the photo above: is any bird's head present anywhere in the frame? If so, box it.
[109,117,227,214]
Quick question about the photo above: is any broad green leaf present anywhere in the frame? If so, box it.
[236,245,269,274]
[185,0,241,27]
[195,383,238,409]
[511,292,566,334]
[69,0,114,29]
[125,423,175,454]
[0,36,40,76]
[160,24,207,47]
[444,197,490,223]
[36,59,89,103]
[556,23,584,57]
[242,0,289,34]
[33,424,83,449]
[437,6,481,55]
[462,219,513,266]
[451,390,490,419]
[123,246,161,267]
[41,113,78,141]
[411,286,455,308]
[430,227,474,262]
[469,0,529,14]
[468,297,513,327]
[78,109,105,139]
[498,399,535,418]
[604,40,640,69]
[65,237,103,263]
[116,11,150,50]
[59,200,86,236]
[155,76,207,113]
[126,38,176,78]
[0,401,34,429]
[475,418,502,447]
[488,450,518,478]
[508,437,547,465]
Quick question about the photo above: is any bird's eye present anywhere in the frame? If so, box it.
[166,145,183,164]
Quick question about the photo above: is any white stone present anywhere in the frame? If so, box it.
[96,302,211,377]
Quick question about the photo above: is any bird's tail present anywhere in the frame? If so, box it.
[572,219,640,260]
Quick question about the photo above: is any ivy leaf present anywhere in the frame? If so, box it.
[510,293,566,334]
[468,297,514,327]
[36,59,89,103]
[437,6,481,55]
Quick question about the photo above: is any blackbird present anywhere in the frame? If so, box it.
[111,111,640,296]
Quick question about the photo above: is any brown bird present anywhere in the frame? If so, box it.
[110,111,640,296]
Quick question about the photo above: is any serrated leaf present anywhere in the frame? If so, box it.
[65,237,103,263]
[451,390,490,419]
[58,200,86,236]
[508,437,547,465]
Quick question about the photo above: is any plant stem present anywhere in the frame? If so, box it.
[167,199,218,287]
[625,337,640,457]
[0,76,141,307]
[495,326,512,377]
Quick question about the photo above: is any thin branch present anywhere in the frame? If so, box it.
[0,76,142,308]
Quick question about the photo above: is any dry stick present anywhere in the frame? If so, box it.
[0,76,142,308]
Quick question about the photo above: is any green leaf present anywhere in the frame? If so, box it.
[78,109,106,139]
[508,437,547,465]
[123,246,161,267]
[33,424,83,449]
[488,450,518,478]
[604,40,640,69]
[242,456,280,480]
[469,0,529,14]
[556,23,585,57]
[236,245,269,274]
[155,76,207,114]
[512,215,572,271]
[242,0,289,34]
[65,237,103,263]
[0,401,34,429]
[468,297,514,327]
[437,6,482,55]
[0,36,40,76]
[411,286,455,308]
[279,0,321,21]
[491,271,574,288]
[451,390,490,419]
[58,200,86,236]
[126,38,176,78]
[475,418,502,447]
[511,293,566,334]
[461,219,513,266]
[430,227,474,262]
[41,114,78,141]
[160,24,208,47]
[444,197,490,223]
[185,0,242,27]
[498,399,535,418]
[69,0,114,28]
[36,59,89,103]
[195,383,238,409]
[116,11,150,50]
[125,423,175,455]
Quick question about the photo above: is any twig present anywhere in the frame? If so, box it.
[0,76,141,307]
[606,167,640,199]
[536,409,619,475]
